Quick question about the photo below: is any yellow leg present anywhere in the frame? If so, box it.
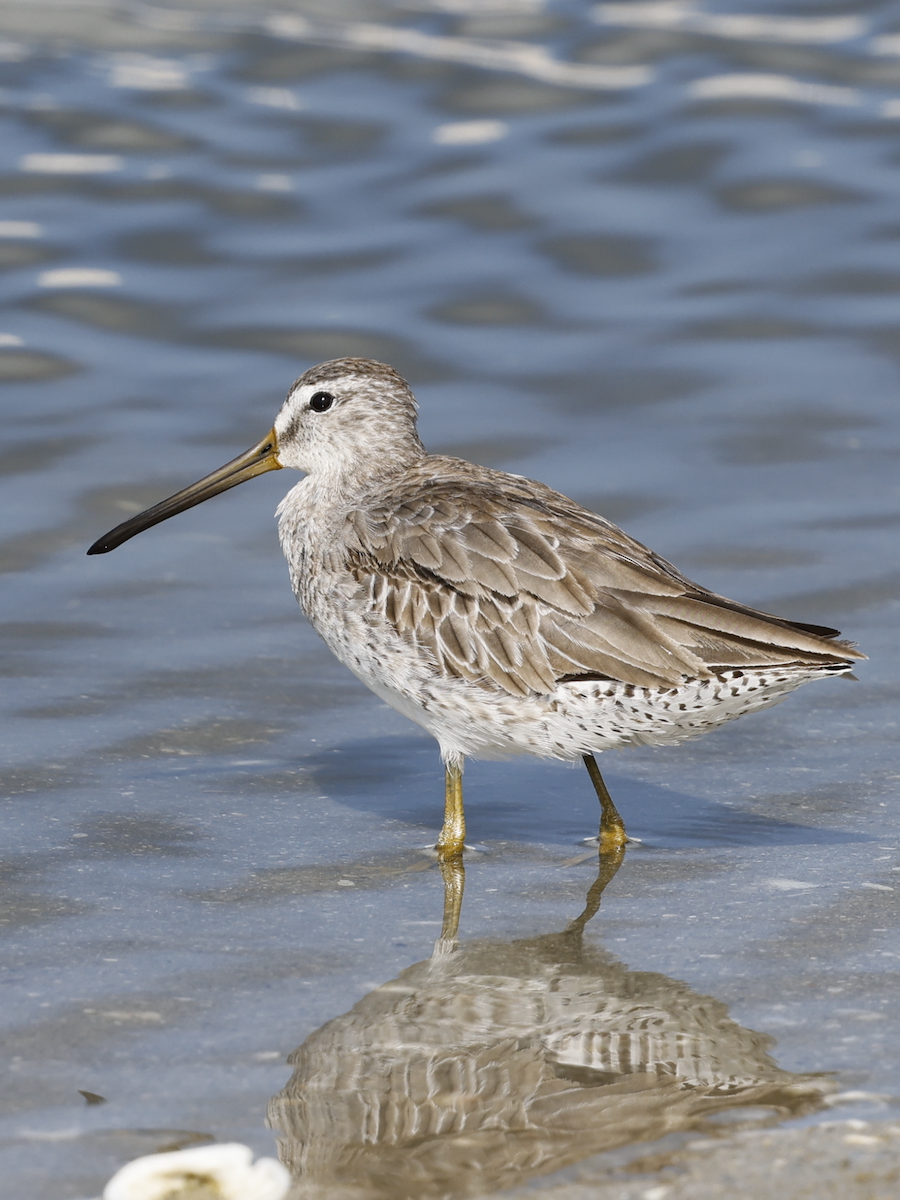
[582,753,627,850]
[437,758,465,859]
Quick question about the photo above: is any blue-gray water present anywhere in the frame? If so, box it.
[2,2,900,1197]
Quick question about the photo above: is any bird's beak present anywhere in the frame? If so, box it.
[87,428,282,555]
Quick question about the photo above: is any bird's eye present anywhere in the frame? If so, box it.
[309,391,334,413]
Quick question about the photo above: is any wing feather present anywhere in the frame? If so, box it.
[504,524,566,579]
[542,615,682,688]
[438,614,469,668]
[465,550,519,597]
[447,605,478,666]
[623,592,853,658]
[433,534,471,581]
[513,569,593,616]
[464,520,518,561]
[405,533,444,572]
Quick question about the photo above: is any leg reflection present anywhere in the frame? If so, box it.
[436,855,465,950]
[433,836,624,958]
[566,842,626,938]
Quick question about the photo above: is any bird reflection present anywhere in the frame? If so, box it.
[269,852,831,1199]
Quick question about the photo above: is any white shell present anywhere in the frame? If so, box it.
[103,1142,290,1200]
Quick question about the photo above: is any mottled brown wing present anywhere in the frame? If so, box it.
[346,460,862,697]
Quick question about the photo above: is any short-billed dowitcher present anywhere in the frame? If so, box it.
[89,358,864,857]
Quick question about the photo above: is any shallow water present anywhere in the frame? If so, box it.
[2,2,900,1197]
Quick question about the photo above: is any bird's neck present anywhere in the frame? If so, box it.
[314,437,426,505]
[277,441,425,540]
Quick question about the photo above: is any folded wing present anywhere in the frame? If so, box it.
[345,458,863,699]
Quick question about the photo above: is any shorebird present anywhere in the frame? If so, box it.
[89,358,864,858]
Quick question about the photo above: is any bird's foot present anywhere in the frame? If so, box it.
[580,829,641,849]
[416,842,489,858]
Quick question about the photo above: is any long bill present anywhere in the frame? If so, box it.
[87,428,282,555]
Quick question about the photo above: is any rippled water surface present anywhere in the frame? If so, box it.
[3,2,900,1197]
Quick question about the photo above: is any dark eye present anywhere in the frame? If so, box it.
[309,391,334,413]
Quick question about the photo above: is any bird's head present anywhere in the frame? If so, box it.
[87,357,422,555]
[274,357,422,478]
